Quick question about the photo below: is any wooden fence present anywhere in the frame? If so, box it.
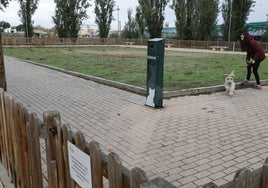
[1,36,268,52]
[203,159,268,188]
[0,33,6,91]
[0,89,176,188]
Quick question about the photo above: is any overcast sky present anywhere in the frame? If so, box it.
[0,0,267,30]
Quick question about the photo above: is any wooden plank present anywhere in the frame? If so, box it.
[0,90,8,167]
[61,124,75,188]
[140,177,176,188]
[43,111,60,188]
[233,168,252,188]
[0,32,7,91]
[130,167,148,188]
[74,131,86,151]
[0,90,3,157]
[27,113,43,188]
[50,160,59,188]
[89,141,103,188]
[53,115,66,188]
[202,182,218,188]
[17,104,31,188]
[108,152,123,188]
[74,131,86,188]
[251,167,262,187]
[4,94,16,184]
[12,102,22,187]
[122,167,130,188]
[263,157,268,188]
[102,154,108,178]
[2,93,11,179]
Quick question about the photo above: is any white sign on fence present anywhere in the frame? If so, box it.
[67,141,92,188]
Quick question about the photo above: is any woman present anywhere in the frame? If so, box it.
[240,32,266,89]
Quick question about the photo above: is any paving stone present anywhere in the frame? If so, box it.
[3,55,268,188]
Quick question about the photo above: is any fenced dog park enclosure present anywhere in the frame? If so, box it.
[1,34,268,187]
[1,36,268,53]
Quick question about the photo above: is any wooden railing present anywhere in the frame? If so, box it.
[0,89,175,188]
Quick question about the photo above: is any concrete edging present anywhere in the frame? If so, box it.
[21,59,268,99]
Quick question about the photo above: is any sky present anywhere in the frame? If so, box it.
[0,0,267,30]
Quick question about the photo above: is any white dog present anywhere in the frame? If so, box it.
[224,71,235,96]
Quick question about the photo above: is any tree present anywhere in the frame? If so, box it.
[196,0,219,40]
[171,0,197,40]
[18,0,39,38]
[16,24,24,32]
[184,0,195,40]
[171,0,186,39]
[221,0,255,41]
[135,6,146,38]
[260,14,268,42]
[94,0,115,38]
[53,0,90,39]
[121,8,139,38]
[0,0,9,11]
[172,0,218,40]
[0,21,10,29]
[137,0,170,38]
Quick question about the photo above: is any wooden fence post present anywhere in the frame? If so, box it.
[233,168,252,188]
[13,102,30,188]
[74,131,87,188]
[89,141,103,188]
[0,32,7,91]
[61,124,75,188]
[202,182,218,188]
[4,94,15,183]
[140,177,176,188]
[74,131,86,151]
[11,99,21,187]
[16,103,31,188]
[0,90,8,169]
[130,167,148,188]
[44,111,66,188]
[27,112,43,188]
[108,152,123,188]
[263,157,268,188]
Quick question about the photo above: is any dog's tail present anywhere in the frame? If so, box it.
[231,71,234,76]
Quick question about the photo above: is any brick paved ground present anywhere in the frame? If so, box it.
[3,54,268,187]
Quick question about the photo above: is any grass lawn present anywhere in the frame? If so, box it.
[4,46,268,91]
